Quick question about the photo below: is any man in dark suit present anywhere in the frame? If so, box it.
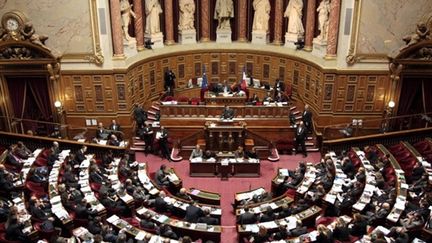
[273,79,285,98]
[15,141,32,159]
[154,191,171,213]
[295,121,307,157]
[302,104,313,133]
[237,207,257,225]
[75,145,87,163]
[5,145,22,169]
[184,201,204,223]
[47,141,60,166]
[140,124,154,154]
[96,122,108,140]
[221,105,235,120]
[275,91,288,103]
[164,69,176,93]
[198,208,219,225]
[158,127,171,161]
[109,119,121,132]
[133,104,147,129]
[155,164,170,187]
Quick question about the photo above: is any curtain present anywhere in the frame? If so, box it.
[423,79,432,113]
[28,78,51,121]
[397,78,422,116]
[6,77,27,119]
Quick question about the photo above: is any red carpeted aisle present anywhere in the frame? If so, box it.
[135,152,321,242]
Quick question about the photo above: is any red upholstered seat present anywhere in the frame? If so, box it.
[25,180,46,194]
[177,96,189,103]
[90,182,101,191]
[124,217,140,227]
[190,97,200,105]
[163,96,175,102]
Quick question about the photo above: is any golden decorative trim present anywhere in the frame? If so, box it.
[346,0,389,65]
[63,0,104,65]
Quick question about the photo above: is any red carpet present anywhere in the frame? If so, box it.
[135,152,321,242]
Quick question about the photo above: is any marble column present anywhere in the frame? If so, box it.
[304,0,317,51]
[200,0,210,42]
[164,0,175,45]
[273,0,284,45]
[326,0,341,58]
[133,0,144,51]
[110,0,124,57]
[238,0,247,42]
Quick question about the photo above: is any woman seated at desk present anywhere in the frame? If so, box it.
[189,144,203,161]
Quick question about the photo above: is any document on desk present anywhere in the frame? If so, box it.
[167,173,179,182]
[245,224,259,233]
[135,231,146,241]
[259,221,278,229]
[107,215,120,224]
[191,157,202,163]
[279,169,289,176]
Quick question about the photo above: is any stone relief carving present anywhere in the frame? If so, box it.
[178,0,195,31]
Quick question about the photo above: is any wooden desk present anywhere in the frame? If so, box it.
[235,195,294,216]
[376,144,407,224]
[136,207,222,242]
[204,94,247,105]
[188,188,221,205]
[189,159,260,178]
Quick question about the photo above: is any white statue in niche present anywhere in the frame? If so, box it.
[214,0,234,30]
[145,0,163,34]
[179,0,195,31]
[284,0,304,41]
[252,0,271,32]
[316,0,330,43]
[120,0,136,42]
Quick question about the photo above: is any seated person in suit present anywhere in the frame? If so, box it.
[74,199,97,219]
[287,219,308,237]
[155,164,170,187]
[47,141,60,166]
[203,150,216,160]
[249,225,269,243]
[176,188,192,201]
[184,201,204,223]
[349,213,368,237]
[75,145,88,164]
[158,224,178,239]
[189,144,203,161]
[246,147,258,159]
[235,146,245,159]
[275,91,288,103]
[0,166,14,192]
[107,134,120,146]
[259,207,276,222]
[96,122,108,140]
[340,123,354,137]
[109,119,121,132]
[88,216,103,235]
[263,91,273,102]
[221,105,235,120]
[249,93,260,105]
[154,191,172,213]
[99,192,129,215]
[5,215,29,242]
[220,80,232,94]
[272,224,289,241]
[90,164,108,184]
[198,208,219,225]
[5,145,22,169]
[237,206,257,224]
[140,212,157,229]
[15,141,32,159]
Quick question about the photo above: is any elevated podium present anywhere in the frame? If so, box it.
[204,120,246,152]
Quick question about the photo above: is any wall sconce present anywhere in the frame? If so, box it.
[54,100,64,114]
[385,100,395,118]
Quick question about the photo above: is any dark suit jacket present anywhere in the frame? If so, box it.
[154,197,169,213]
[96,128,108,140]
[302,110,312,124]
[316,232,333,243]
[75,150,86,163]
[155,169,169,187]
[295,126,307,141]
[6,223,27,241]
[350,219,368,236]
[198,216,219,225]
[274,81,285,93]
[6,153,21,168]
[184,205,204,223]
[333,225,350,241]
[237,212,257,224]
[109,124,121,131]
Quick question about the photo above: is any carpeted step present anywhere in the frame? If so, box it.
[290,106,297,111]
[151,105,160,111]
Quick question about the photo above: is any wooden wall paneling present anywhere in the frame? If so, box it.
[102,75,114,112]
[375,75,389,112]
[335,75,346,112]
